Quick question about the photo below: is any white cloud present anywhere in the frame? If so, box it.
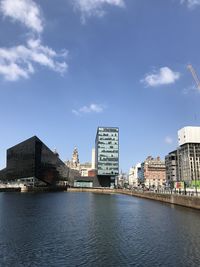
[180,0,200,8]
[73,0,125,22]
[0,38,68,81]
[165,136,173,144]
[0,62,30,81]
[0,0,43,33]
[80,103,104,113]
[72,109,80,116]
[182,85,198,94]
[72,103,104,115]
[0,0,68,81]
[142,67,180,87]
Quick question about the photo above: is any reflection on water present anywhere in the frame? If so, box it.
[0,192,200,267]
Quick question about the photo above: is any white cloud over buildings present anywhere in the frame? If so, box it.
[72,103,105,115]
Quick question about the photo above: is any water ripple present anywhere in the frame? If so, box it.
[0,192,200,266]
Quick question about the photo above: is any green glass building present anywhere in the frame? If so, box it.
[95,127,119,179]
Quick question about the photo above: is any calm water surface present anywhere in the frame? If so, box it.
[0,192,200,267]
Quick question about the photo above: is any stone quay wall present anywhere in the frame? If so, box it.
[67,187,115,194]
[117,190,200,210]
[68,188,200,210]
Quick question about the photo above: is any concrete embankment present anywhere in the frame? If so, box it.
[0,186,68,193]
[20,186,68,193]
[68,187,115,194]
[117,190,200,210]
[0,188,21,192]
[68,188,200,210]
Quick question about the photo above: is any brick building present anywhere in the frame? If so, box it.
[141,156,166,189]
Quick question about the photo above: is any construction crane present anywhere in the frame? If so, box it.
[187,64,200,90]
[187,64,199,125]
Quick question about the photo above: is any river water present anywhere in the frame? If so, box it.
[0,192,200,267]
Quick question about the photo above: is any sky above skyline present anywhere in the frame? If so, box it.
[1,0,200,172]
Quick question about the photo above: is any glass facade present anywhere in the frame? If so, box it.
[74,181,93,188]
[0,136,70,185]
[95,127,119,176]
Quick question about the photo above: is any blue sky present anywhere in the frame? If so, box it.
[0,0,200,172]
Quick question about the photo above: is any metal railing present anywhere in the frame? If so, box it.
[123,187,200,197]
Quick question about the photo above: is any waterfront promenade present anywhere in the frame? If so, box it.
[1,183,200,210]
[68,187,200,210]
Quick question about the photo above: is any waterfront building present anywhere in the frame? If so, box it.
[178,127,200,187]
[88,148,97,178]
[65,146,80,171]
[65,146,99,187]
[0,136,79,186]
[141,156,166,189]
[65,147,95,177]
[165,150,178,185]
[80,162,92,176]
[88,169,97,177]
[165,126,200,188]
[128,163,141,187]
[128,167,135,186]
[92,148,96,169]
[95,127,119,187]
[73,175,101,188]
[74,177,93,188]
[116,171,128,188]
[178,126,200,146]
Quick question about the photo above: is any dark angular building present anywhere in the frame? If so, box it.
[0,136,73,186]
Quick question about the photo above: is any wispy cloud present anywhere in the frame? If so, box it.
[0,0,43,33]
[180,0,200,8]
[72,103,105,116]
[141,67,180,87]
[73,0,125,23]
[0,0,68,81]
[165,136,173,144]
[182,85,198,95]
[0,38,67,81]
